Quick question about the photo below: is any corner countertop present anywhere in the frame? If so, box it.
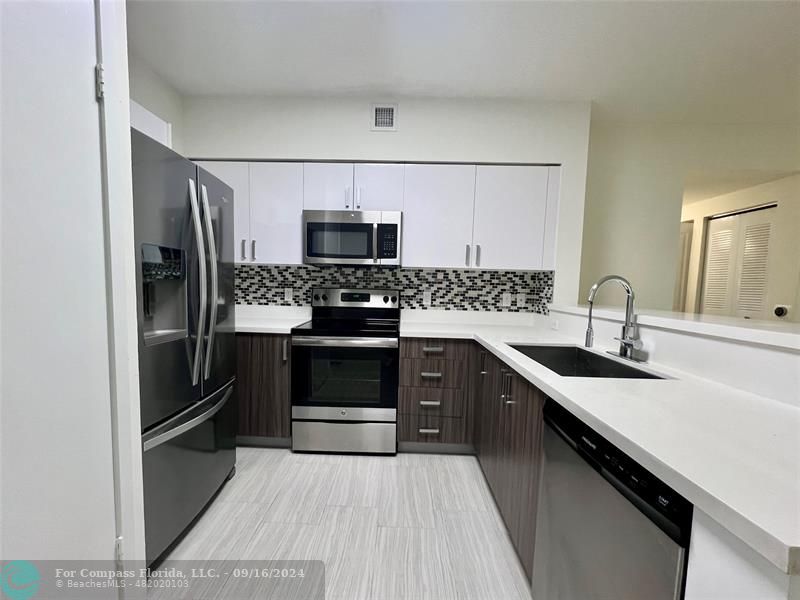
[235,306,800,574]
[235,305,311,334]
[400,312,800,576]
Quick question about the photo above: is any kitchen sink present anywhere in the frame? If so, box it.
[509,345,663,379]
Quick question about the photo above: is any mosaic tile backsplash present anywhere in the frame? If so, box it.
[236,265,554,313]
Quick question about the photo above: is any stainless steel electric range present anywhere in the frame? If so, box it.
[290,288,400,454]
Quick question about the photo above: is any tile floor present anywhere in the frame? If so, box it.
[153,448,533,600]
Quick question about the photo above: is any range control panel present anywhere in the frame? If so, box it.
[377,224,399,259]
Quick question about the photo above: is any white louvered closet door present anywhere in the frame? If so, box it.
[701,208,775,318]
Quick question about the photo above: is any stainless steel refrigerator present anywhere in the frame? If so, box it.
[131,129,236,565]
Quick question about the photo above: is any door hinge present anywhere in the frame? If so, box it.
[95,63,105,101]
[114,535,124,562]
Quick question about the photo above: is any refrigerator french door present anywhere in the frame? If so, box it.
[131,129,236,564]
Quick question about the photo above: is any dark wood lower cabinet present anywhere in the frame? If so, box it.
[398,413,467,443]
[399,338,475,446]
[235,333,291,439]
[472,342,545,580]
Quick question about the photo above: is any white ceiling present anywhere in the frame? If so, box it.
[126,0,800,124]
[682,170,799,205]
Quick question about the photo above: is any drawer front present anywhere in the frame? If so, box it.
[401,338,471,361]
[398,413,466,444]
[398,387,464,417]
[399,358,466,389]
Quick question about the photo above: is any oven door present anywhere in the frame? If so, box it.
[303,210,379,265]
[291,336,398,419]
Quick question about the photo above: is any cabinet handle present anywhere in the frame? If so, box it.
[479,351,487,375]
[241,239,247,261]
[251,239,256,260]
[419,400,441,407]
[499,369,509,400]
[419,428,440,435]
[465,244,471,266]
[282,339,288,362]
[476,244,482,267]
[345,186,351,209]
[422,346,444,354]
[503,373,514,404]
[421,372,442,379]
[356,186,362,210]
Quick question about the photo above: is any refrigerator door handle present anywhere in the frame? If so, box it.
[200,184,219,381]
[188,178,207,386]
[142,386,233,452]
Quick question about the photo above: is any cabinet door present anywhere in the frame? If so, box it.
[499,373,532,554]
[477,355,504,495]
[303,162,354,210]
[403,164,476,268]
[516,385,546,579]
[249,162,304,265]
[473,165,549,270]
[236,334,291,438]
[353,163,404,211]
[196,161,250,263]
[542,166,561,270]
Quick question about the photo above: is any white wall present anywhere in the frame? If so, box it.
[98,0,148,566]
[128,53,184,151]
[182,96,591,304]
[580,121,800,309]
[1,0,118,561]
[681,174,800,321]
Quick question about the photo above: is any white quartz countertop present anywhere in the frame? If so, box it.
[401,318,800,575]
[235,306,800,574]
[235,305,310,334]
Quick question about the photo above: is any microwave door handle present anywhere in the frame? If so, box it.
[373,223,379,264]
[188,178,206,386]
[200,184,218,381]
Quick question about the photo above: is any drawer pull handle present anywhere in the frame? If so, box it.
[420,400,441,407]
[419,428,440,435]
[422,346,444,353]
[421,372,442,379]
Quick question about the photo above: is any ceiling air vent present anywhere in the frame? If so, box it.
[371,104,397,131]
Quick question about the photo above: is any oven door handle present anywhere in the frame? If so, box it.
[291,336,399,349]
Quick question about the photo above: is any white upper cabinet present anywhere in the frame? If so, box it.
[249,163,304,265]
[473,165,549,270]
[542,166,561,271]
[353,163,405,211]
[196,161,250,264]
[303,162,355,210]
[403,164,477,268]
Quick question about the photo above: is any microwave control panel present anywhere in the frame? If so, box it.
[377,224,399,259]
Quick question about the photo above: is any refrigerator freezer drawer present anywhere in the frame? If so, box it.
[142,382,236,564]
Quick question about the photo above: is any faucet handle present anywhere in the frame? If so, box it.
[614,336,643,350]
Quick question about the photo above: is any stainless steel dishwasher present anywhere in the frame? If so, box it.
[532,401,693,600]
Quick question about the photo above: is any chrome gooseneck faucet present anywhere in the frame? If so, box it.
[585,275,643,361]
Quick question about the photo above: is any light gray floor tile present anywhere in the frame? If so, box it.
[259,459,332,525]
[440,510,532,600]
[157,448,532,600]
[377,464,437,528]
[326,456,383,507]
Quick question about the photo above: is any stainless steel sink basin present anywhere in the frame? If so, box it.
[510,345,663,379]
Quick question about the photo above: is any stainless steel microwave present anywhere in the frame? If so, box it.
[302,210,402,266]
